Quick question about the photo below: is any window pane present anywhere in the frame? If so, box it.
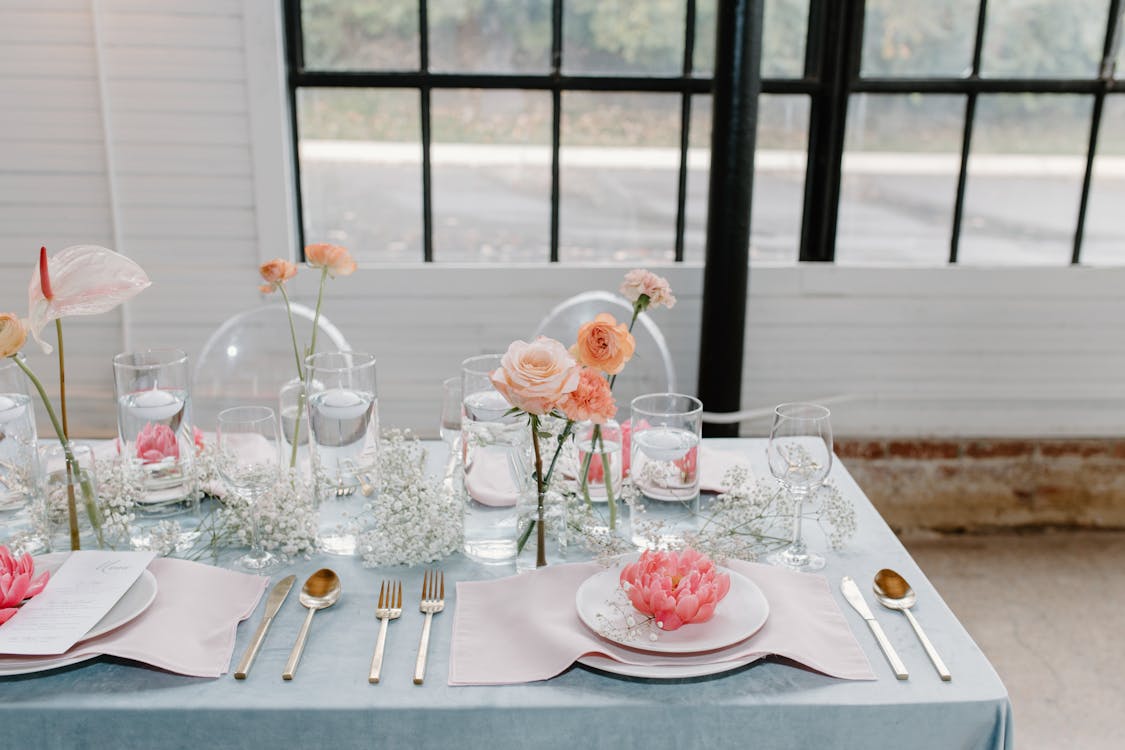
[297,89,422,262]
[301,0,419,71]
[861,0,978,77]
[694,0,809,78]
[563,0,684,76]
[684,94,710,261]
[428,0,551,74]
[959,94,1093,265]
[431,90,551,262]
[981,0,1107,78]
[836,94,964,265]
[559,92,680,262]
[1079,96,1125,265]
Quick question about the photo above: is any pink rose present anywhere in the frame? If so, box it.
[619,548,731,631]
[489,337,580,416]
[620,269,676,311]
[305,243,357,277]
[560,367,617,425]
[0,546,50,626]
[135,422,179,464]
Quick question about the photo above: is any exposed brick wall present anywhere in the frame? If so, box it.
[836,438,1125,534]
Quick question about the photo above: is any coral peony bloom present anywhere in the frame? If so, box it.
[560,367,617,424]
[259,258,298,291]
[27,245,151,354]
[305,243,357,277]
[0,313,28,358]
[0,546,50,626]
[619,548,731,631]
[620,269,676,311]
[135,422,180,464]
[570,313,636,375]
[489,336,580,416]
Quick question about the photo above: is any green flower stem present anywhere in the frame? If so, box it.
[307,266,329,363]
[277,282,306,469]
[530,414,546,568]
[288,388,306,470]
[277,282,305,380]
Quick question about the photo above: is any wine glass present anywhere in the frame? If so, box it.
[766,403,832,571]
[217,406,281,571]
[440,376,462,446]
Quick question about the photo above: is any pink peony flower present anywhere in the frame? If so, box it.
[560,367,617,425]
[619,548,731,631]
[489,336,580,416]
[135,422,179,464]
[305,243,357,277]
[620,269,676,311]
[0,546,50,626]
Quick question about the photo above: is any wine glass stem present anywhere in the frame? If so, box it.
[248,489,263,557]
[789,489,808,555]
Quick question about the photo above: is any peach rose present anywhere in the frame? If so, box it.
[259,258,298,292]
[305,243,357,277]
[559,367,616,424]
[0,314,28,358]
[570,312,636,375]
[489,337,580,416]
[620,269,676,311]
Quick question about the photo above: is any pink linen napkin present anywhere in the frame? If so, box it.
[698,444,754,493]
[465,450,519,507]
[0,558,267,677]
[449,560,874,685]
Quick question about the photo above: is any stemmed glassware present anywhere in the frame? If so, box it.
[217,406,281,571]
[766,402,833,571]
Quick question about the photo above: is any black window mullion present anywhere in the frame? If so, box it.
[419,0,433,262]
[949,0,989,264]
[549,0,562,263]
[674,0,697,263]
[285,0,308,258]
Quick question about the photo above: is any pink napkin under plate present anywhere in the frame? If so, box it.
[449,560,875,685]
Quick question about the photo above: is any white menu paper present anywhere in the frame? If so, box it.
[0,550,156,655]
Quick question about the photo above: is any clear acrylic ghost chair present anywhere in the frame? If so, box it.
[534,290,676,413]
[192,303,351,432]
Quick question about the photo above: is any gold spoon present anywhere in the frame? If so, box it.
[283,569,341,680]
[873,569,951,681]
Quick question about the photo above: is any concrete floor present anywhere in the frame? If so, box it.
[904,531,1125,750]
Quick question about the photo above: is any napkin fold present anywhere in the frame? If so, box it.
[0,558,267,677]
[449,560,874,685]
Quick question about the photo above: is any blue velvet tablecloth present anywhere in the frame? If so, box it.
[1,439,1012,750]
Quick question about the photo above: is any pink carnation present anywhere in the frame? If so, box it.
[619,548,730,631]
[0,546,50,626]
[620,269,676,311]
[136,422,179,464]
[560,368,617,425]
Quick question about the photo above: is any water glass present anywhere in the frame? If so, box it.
[460,353,523,565]
[305,352,378,555]
[0,358,39,522]
[629,393,703,550]
[217,406,280,571]
[37,442,97,552]
[766,402,832,571]
[113,349,197,516]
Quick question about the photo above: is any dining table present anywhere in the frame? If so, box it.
[0,438,1013,750]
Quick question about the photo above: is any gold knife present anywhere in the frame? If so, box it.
[234,575,296,679]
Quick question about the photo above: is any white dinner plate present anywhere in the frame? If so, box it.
[575,564,769,654]
[577,653,762,680]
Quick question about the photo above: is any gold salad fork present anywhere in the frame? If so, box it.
[413,569,445,685]
[368,580,403,684]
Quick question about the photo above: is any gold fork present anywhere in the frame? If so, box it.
[368,580,403,684]
[413,569,445,685]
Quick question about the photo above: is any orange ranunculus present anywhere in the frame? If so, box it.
[570,313,636,375]
[259,258,298,287]
[559,367,616,424]
[0,314,28,359]
[489,336,580,416]
[305,243,357,277]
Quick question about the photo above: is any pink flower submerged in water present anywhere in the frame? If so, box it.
[619,549,731,631]
[0,546,50,625]
[136,422,179,464]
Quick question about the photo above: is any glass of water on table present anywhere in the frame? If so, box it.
[629,393,703,550]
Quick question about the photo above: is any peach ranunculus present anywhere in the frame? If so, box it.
[135,422,180,464]
[620,269,676,311]
[0,545,50,626]
[570,313,636,375]
[619,548,731,631]
[258,258,298,294]
[305,243,357,277]
[559,367,617,424]
[490,337,581,416]
[0,314,28,359]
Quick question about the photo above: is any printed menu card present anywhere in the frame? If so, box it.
[0,551,156,655]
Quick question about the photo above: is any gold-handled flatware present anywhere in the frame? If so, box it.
[282,569,341,681]
[874,568,952,681]
[234,574,295,679]
[368,580,403,684]
[841,575,908,680]
[413,569,445,685]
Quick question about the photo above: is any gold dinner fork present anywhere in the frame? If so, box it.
[413,569,445,685]
[368,580,403,684]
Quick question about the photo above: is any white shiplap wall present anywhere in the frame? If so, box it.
[2,0,1123,440]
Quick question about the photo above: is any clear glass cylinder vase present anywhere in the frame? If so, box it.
[279,376,309,468]
[509,424,568,573]
[37,442,101,551]
[0,357,40,542]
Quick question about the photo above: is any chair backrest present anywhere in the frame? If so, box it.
[534,290,676,416]
[192,303,351,431]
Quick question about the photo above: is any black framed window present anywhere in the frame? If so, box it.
[285,0,1125,266]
